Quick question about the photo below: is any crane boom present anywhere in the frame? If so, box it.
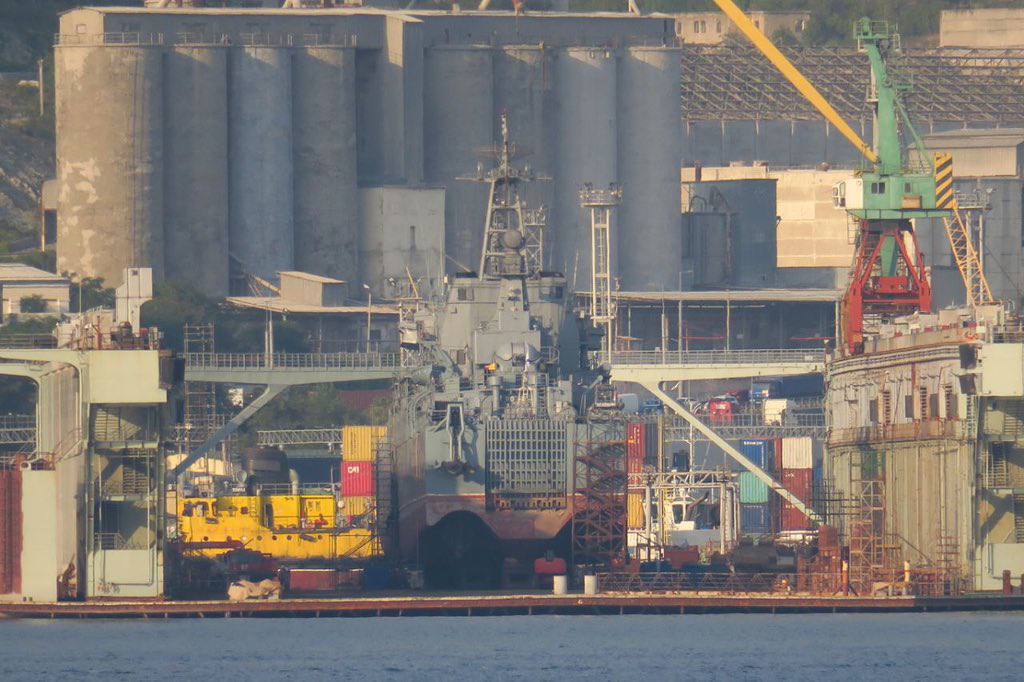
[710,0,878,165]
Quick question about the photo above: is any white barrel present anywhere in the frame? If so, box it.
[55,44,164,287]
[229,46,294,280]
[293,46,358,280]
[583,574,598,595]
[423,46,494,273]
[618,47,683,291]
[554,47,617,286]
[164,45,229,295]
[552,574,568,595]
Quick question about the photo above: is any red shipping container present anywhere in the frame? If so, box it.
[0,469,23,595]
[285,568,338,593]
[781,468,813,530]
[342,461,375,497]
[627,422,645,473]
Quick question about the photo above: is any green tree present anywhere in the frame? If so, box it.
[18,295,47,313]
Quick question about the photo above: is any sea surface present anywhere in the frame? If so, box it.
[0,612,1019,680]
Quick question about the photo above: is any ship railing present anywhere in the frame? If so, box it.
[56,32,165,46]
[992,324,1024,343]
[0,333,57,349]
[597,571,795,593]
[185,351,401,370]
[92,532,138,551]
[252,482,336,495]
[601,348,827,366]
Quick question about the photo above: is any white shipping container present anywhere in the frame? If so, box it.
[763,398,791,425]
[781,436,813,469]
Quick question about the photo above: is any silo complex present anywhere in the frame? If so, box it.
[56,44,164,287]
[228,46,294,280]
[164,45,229,296]
[617,47,683,292]
[554,48,618,289]
[423,46,494,273]
[54,10,684,295]
[292,46,358,281]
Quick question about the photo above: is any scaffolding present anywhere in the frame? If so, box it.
[572,432,628,569]
[847,478,887,595]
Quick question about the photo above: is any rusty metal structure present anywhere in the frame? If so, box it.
[572,431,628,569]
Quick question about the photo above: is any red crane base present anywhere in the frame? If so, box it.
[841,219,932,355]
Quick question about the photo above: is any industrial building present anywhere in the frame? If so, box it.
[54,7,680,295]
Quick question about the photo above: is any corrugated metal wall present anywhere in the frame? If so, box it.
[0,469,23,594]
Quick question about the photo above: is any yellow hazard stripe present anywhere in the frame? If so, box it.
[935,153,955,208]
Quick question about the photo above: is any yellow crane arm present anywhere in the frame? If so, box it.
[710,0,879,165]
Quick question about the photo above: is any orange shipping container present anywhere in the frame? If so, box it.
[342,425,387,462]
[627,493,645,529]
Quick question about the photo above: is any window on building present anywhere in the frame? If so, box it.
[944,384,957,419]
[918,386,929,420]
[716,20,722,33]
[456,287,474,302]
[409,225,417,251]
[905,395,914,420]
[700,20,707,33]
[869,398,879,424]
[693,21,700,33]
[881,389,892,425]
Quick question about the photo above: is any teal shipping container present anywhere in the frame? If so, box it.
[738,471,769,504]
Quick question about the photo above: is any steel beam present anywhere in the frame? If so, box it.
[171,384,287,478]
[642,382,823,524]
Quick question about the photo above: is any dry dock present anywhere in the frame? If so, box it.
[3,593,1024,619]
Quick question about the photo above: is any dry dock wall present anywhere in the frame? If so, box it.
[55,9,680,295]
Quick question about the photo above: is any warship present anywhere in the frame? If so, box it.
[385,115,621,588]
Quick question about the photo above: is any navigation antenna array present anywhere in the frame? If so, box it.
[460,112,549,279]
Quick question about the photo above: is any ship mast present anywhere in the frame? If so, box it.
[462,112,548,280]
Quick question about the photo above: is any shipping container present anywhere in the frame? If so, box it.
[342,425,387,462]
[627,492,645,529]
[283,568,338,593]
[342,461,375,497]
[343,495,374,518]
[741,503,772,535]
[627,422,645,473]
[781,468,813,530]
[0,469,22,595]
[781,437,813,469]
[738,471,769,504]
[740,439,772,470]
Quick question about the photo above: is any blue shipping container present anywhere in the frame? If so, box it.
[741,439,773,470]
[741,503,772,536]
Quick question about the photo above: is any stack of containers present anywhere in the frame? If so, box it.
[780,436,813,531]
[739,439,773,535]
[341,426,386,519]
[626,422,647,530]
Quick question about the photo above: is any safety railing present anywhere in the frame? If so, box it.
[257,428,344,447]
[251,482,336,496]
[602,348,827,366]
[56,32,165,46]
[597,571,795,593]
[185,351,401,370]
[828,419,964,446]
[0,333,57,349]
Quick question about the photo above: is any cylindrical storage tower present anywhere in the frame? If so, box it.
[493,46,555,254]
[618,47,683,291]
[554,48,617,288]
[164,45,229,296]
[293,46,357,281]
[55,43,164,287]
[423,46,494,274]
[228,46,294,282]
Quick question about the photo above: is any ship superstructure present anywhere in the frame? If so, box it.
[387,115,616,587]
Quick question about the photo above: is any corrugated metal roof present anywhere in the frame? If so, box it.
[0,264,68,284]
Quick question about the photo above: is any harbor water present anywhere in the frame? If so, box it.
[1,612,1021,679]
